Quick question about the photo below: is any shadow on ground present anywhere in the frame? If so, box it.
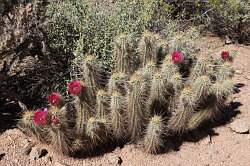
[0,99,20,133]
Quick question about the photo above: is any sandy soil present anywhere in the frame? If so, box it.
[0,36,249,166]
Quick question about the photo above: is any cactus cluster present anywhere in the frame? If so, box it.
[18,31,235,155]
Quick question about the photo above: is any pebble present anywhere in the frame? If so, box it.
[235,70,243,75]
[29,146,48,160]
[229,119,249,134]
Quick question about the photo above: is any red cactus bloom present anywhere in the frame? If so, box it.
[33,108,48,126]
[68,80,82,95]
[172,51,184,64]
[51,116,60,125]
[221,51,230,60]
[48,92,61,106]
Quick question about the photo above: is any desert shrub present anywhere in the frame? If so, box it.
[46,0,172,74]
[19,30,235,155]
[0,0,71,106]
[208,0,250,43]
[162,0,250,43]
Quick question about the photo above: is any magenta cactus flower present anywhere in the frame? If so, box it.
[221,51,230,60]
[67,80,82,95]
[172,51,184,64]
[48,92,62,106]
[33,108,48,126]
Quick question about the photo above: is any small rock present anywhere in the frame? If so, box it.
[230,120,249,134]
[235,70,243,75]
[29,147,48,160]
[108,154,123,165]
[225,36,232,45]
[54,161,69,166]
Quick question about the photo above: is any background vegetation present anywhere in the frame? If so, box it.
[0,0,249,108]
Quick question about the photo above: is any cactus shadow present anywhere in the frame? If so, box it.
[163,101,242,153]
[0,100,20,133]
[71,140,125,159]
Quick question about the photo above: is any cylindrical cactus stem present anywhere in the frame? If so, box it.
[74,98,92,137]
[142,60,157,80]
[209,79,235,107]
[143,115,166,154]
[161,56,179,80]
[192,75,212,103]
[86,117,108,148]
[113,34,134,73]
[138,31,161,67]
[190,56,213,80]
[108,72,128,95]
[18,111,35,136]
[48,106,72,154]
[127,71,149,142]
[110,91,126,140]
[215,62,234,81]
[82,55,103,98]
[169,73,183,93]
[168,87,195,133]
[148,72,173,115]
[157,39,169,61]
[187,108,213,130]
[96,90,110,120]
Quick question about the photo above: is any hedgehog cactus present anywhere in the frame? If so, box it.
[19,31,235,155]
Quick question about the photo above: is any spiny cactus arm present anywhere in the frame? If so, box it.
[142,60,157,80]
[190,56,214,80]
[147,72,173,116]
[161,56,178,80]
[209,80,235,104]
[167,87,195,133]
[110,91,126,140]
[169,73,183,93]
[82,55,104,97]
[187,108,213,130]
[85,117,108,148]
[127,72,149,142]
[188,80,235,130]
[113,34,134,73]
[215,62,234,81]
[108,72,128,95]
[157,39,169,62]
[143,115,166,154]
[191,75,212,103]
[74,98,92,137]
[49,127,72,154]
[138,31,161,67]
[96,90,110,120]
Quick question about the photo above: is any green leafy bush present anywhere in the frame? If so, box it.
[46,0,171,73]
[208,0,250,43]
